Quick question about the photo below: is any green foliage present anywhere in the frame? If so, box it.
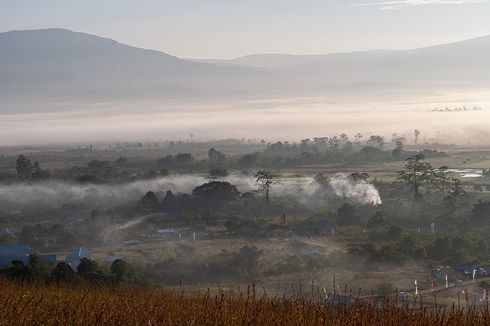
[255,170,274,203]
[397,153,434,200]
[16,154,33,180]
[138,191,160,213]
[52,262,77,282]
[192,181,240,207]
[111,259,130,281]
[443,178,468,209]
[472,200,490,224]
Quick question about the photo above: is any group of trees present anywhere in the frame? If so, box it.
[0,255,131,284]
[15,155,49,181]
[138,171,275,214]
[151,137,446,171]
[397,153,467,205]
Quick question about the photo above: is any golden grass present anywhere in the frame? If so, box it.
[0,278,489,325]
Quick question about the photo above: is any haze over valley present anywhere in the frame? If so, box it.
[3,2,490,324]
[1,29,490,145]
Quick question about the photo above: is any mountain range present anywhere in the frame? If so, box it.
[1,28,490,112]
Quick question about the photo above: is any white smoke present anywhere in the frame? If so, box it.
[329,174,382,206]
[0,175,208,210]
[0,173,381,211]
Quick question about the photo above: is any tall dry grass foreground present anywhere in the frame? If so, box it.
[0,278,489,325]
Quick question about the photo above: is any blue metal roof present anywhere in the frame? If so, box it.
[65,247,91,263]
[0,245,30,257]
[0,256,29,267]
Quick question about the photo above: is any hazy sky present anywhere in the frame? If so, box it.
[1,0,490,58]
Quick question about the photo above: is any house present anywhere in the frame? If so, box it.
[0,245,57,267]
[100,255,123,263]
[0,245,30,257]
[454,264,488,279]
[147,228,176,239]
[65,247,92,270]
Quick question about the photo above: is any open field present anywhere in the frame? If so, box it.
[0,278,489,325]
[2,141,490,309]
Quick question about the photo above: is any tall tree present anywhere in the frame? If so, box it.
[138,191,160,213]
[397,153,434,200]
[443,177,467,209]
[208,148,226,162]
[16,154,32,180]
[414,129,421,145]
[391,141,404,159]
[432,166,451,196]
[52,262,77,282]
[111,259,129,282]
[367,135,385,149]
[255,170,274,203]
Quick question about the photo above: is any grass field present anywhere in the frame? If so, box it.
[0,278,489,325]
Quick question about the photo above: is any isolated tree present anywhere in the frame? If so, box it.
[255,170,274,203]
[77,258,98,278]
[432,166,451,196]
[443,177,467,209]
[52,262,77,282]
[391,141,404,159]
[110,259,129,281]
[16,154,32,180]
[138,191,160,213]
[397,153,434,200]
[208,148,226,162]
[367,135,385,149]
[414,129,421,145]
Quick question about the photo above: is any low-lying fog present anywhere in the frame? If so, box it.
[2,89,490,146]
[0,174,381,212]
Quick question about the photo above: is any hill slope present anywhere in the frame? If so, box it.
[0,29,275,107]
[2,29,490,111]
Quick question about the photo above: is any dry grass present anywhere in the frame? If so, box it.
[0,279,489,325]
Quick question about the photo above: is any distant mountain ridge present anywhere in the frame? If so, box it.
[205,35,490,70]
[1,29,490,112]
[0,28,277,108]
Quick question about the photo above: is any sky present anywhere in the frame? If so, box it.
[1,0,490,58]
